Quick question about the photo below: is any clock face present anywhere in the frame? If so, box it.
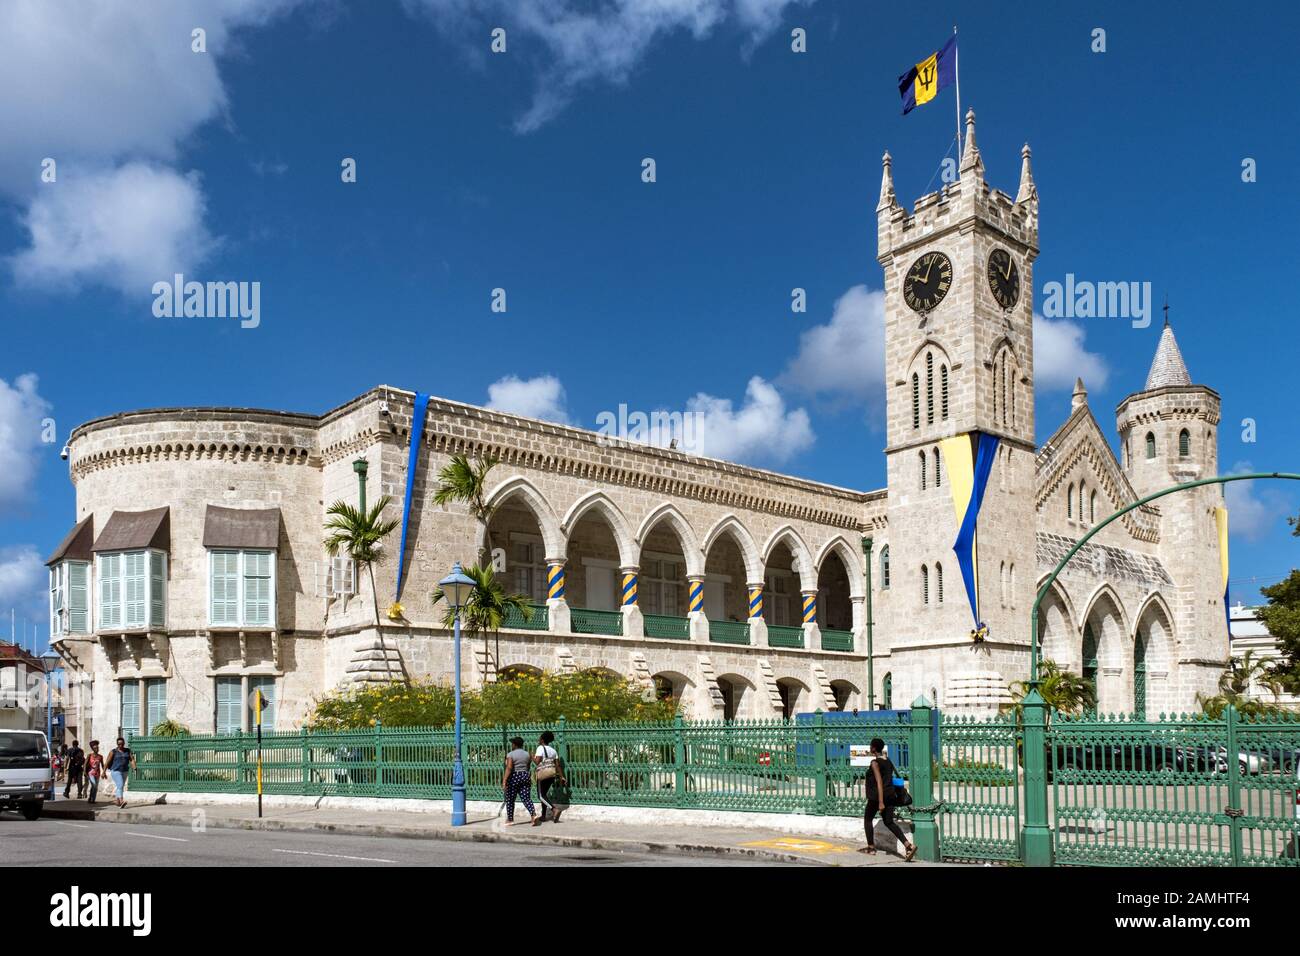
[903,251,953,313]
[987,247,1020,309]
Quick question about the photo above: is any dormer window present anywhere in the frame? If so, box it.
[47,515,94,638]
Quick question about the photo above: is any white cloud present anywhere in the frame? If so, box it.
[0,545,47,626]
[0,374,51,511]
[486,374,573,424]
[781,284,886,410]
[685,375,813,465]
[0,0,307,294]
[10,164,215,295]
[1224,461,1293,542]
[405,0,812,132]
[1033,313,1110,391]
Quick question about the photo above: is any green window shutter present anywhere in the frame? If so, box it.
[210,551,240,625]
[120,681,140,736]
[99,554,121,629]
[149,552,166,628]
[68,562,89,633]
[145,679,167,734]
[243,552,273,626]
[249,676,277,731]
[50,566,64,637]
[123,552,147,628]
[215,678,241,733]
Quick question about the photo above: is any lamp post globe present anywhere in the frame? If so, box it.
[438,562,476,826]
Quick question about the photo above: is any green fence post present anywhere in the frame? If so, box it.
[1020,688,1053,866]
[557,715,568,763]
[375,719,383,793]
[177,737,188,790]
[1225,704,1242,866]
[814,710,827,812]
[301,728,309,794]
[908,696,940,861]
[673,713,686,807]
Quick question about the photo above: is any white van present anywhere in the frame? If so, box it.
[0,729,53,820]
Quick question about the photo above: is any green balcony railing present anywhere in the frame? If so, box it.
[502,603,548,630]
[644,613,691,640]
[767,624,805,649]
[708,619,750,645]
[821,628,854,652]
[570,607,623,637]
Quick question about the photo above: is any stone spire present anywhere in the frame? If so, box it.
[959,108,983,176]
[877,150,898,211]
[1144,322,1193,390]
[1016,143,1037,203]
[1071,377,1088,411]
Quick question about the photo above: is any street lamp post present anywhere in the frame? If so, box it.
[438,562,475,827]
[353,458,369,512]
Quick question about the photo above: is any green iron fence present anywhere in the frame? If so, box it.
[127,706,1300,867]
[502,604,548,630]
[767,624,804,648]
[644,613,691,640]
[820,628,854,652]
[707,620,749,645]
[569,607,623,636]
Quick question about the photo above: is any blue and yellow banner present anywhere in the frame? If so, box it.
[939,432,1000,635]
[1216,506,1230,631]
[898,35,957,115]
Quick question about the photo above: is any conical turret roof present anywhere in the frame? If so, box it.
[1145,322,1192,389]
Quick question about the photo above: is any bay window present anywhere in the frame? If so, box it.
[98,550,166,631]
[50,560,90,638]
[209,550,276,627]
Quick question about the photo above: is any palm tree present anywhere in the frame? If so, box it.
[433,563,533,680]
[1005,659,1098,723]
[431,454,500,563]
[1197,650,1289,718]
[324,496,402,681]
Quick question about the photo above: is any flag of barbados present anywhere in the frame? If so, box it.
[898,36,957,115]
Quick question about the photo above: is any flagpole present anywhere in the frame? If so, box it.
[953,25,962,165]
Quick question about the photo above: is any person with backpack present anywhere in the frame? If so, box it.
[105,737,136,809]
[860,737,917,861]
[502,736,539,826]
[85,741,105,804]
[532,730,567,823]
[63,739,86,799]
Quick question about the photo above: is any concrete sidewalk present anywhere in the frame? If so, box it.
[42,795,931,867]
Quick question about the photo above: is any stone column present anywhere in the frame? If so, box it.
[545,558,571,634]
[686,575,709,642]
[851,595,867,651]
[620,566,644,638]
[747,581,768,646]
[800,589,821,648]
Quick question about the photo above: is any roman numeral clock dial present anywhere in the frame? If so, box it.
[987,247,1020,309]
[903,251,953,313]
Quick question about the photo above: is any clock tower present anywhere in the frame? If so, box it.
[875,110,1040,709]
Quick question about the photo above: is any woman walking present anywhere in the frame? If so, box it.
[105,737,136,809]
[861,737,916,861]
[85,741,105,805]
[532,730,565,823]
[502,736,539,827]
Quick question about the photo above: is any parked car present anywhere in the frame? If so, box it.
[0,730,53,820]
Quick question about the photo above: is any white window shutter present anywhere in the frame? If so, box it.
[215,677,241,734]
[100,554,122,630]
[124,551,146,628]
[149,551,166,628]
[243,551,273,626]
[68,562,89,634]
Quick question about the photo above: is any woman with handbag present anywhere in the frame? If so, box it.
[502,737,540,827]
[532,730,566,823]
[861,737,917,861]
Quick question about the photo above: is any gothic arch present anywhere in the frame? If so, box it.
[1078,582,1131,638]
[560,491,638,567]
[1080,583,1131,714]
[635,503,705,577]
[760,525,817,591]
[481,475,565,558]
[1036,575,1080,671]
[813,535,865,598]
[903,337,955,370]
[700,515,764,581]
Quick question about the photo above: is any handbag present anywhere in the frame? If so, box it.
[535,746,559,782]
[548,777,572,808]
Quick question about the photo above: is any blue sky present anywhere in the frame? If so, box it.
[2,0,1297,653]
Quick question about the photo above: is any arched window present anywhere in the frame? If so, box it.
[921,565,929,605]
[919,451,927,490]
[1000,561,1008,606]
[992,364,998,422]
[926,352,935,424]
[1089,491,1097,523]
[933,448,941,487]
[1009,563,1016,608]
[936,562,944,604]
[882,673,893,709]
[911,374,920,429]
[1145,432,1156,459]
[1179,429,1190,457]
[941,365,949,420]
[1078,482,1085,523]
[880,546,890,590]
[1067,483,1074,519]
[999,354,1008,426]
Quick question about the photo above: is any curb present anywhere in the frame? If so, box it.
[47,803,834,866]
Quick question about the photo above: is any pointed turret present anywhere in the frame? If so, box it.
[1145,322,1192,390]
[1016,143,1037,204]
[959,108,983,177]
[1071,377,1088,411]
[877,150,898,212]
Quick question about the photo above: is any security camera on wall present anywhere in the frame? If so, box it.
[60,445,70,460]
[379,400,391,416]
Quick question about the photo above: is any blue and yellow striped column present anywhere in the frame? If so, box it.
[687,576,706,615]
[747,585,764,620]
[546,560,566,602]
[801,591,818,626]
[621,568,639,607]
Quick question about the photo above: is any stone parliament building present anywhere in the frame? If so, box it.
[47,113,1229,739]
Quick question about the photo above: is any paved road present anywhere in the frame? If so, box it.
[1,816,794,867]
